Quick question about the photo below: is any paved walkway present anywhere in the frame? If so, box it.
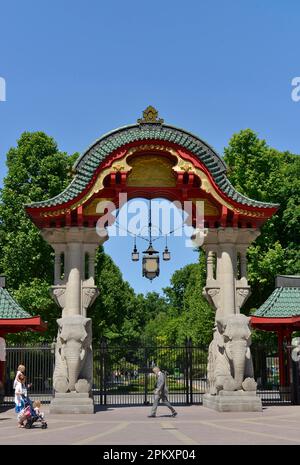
[1,404,300,445]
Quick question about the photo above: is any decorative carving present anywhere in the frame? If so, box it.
[126,155,176,187]
[208,289,219,297]
[127,144,178,158]
[50,285,66,309]
[173,161,195,173]
[235,286,251,311]
[81,285,99,317]
[112,164,125,171]
[234,208,265,218]
[203,286,220,311]
[207,314,256,395]
[137,106,164,124]
[83,198,114,216]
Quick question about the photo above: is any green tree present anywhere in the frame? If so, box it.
[224,129,300,310]
[144,254,214,345]
[0,132,78,341]
[121,292,170,345]
[90,245,136,342]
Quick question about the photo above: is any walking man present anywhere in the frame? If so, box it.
[148,366,177,418]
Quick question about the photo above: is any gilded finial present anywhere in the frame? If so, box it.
[137,106,164,124]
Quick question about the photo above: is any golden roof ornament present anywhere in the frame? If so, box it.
[137,106,164,124]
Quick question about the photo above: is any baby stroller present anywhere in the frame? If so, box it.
[21,394,47,429]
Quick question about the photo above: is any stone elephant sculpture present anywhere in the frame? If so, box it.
[53,315,93,393]
[207,313,257,394]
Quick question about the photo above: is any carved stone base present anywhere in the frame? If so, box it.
[203,391,262,412]
[50,392,94,414]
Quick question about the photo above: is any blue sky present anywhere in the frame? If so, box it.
[0,1,299,294]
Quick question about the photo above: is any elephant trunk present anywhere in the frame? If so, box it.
[227,340,247,389]
[66,359,81,391]
[63,341,83,392]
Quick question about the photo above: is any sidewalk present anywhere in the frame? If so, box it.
[1,404,300,445]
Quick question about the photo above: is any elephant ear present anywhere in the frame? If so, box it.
[81,318,92,348]
[216,318,226,348]
[60,345,66,361]
[56,318,64,343]
[216,317,226,334]
[244,317,251,341]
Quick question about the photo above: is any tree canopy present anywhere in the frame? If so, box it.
[0,132,78,341]
[224,129,300,310]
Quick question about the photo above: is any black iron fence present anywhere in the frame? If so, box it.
[3,344,55,405]
[1,340,298,406]
[252,343,291,404]
[93,339,208,406]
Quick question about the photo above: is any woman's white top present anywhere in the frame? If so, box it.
[14,380,23,406]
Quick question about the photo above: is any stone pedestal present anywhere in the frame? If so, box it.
[203,391,262,412]
[50,392,94,414]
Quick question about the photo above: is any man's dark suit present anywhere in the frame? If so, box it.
[150,370,175,416]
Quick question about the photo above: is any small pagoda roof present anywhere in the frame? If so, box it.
[0,278,47,335]
[25,111,279,212]
[251,275,300,331]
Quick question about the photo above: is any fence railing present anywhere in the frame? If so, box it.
[93,340,208,405]
[1,341,296,406]
[3,344,54,404]
[252,343,291,404]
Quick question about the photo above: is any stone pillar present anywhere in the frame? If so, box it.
[64,242,82,316]
[195,227,262,411]
[86,247,96,280]
[41,226,108,414]
[219,244,236,317]
[239,247,248,280]
[206,250,214,281]
[54,250,62,284]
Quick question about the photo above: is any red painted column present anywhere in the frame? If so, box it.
[278,329,286,386]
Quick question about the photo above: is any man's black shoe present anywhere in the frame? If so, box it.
[172,411,178,417]
[148,414,156,418]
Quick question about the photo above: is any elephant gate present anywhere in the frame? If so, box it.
[25,107,278,413]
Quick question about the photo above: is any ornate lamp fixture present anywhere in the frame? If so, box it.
[130,199,172,280]
[142,243,160,281]
[142,200,160,281]
[131,238,139,261]
[162,236,171,261]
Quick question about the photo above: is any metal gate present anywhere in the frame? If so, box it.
[2,341,298,407]
[93,339,208,406]
[3,344,54,405]
[252,342,291,404]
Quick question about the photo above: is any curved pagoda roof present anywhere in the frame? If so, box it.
[251,276,300,331]
[26,107,279,211]
[0,278,47,335]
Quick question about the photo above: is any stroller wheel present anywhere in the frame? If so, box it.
[25,423,31,429]
[42,422,47,429]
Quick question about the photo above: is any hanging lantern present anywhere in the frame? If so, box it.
[131,239,139,261]
[142,244,160,281]
[163,246,171,261]
[163,236,171,261]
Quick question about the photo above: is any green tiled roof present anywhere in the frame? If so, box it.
[0,287,32,319]
[26,123,279,210]
[254,287,300,318]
